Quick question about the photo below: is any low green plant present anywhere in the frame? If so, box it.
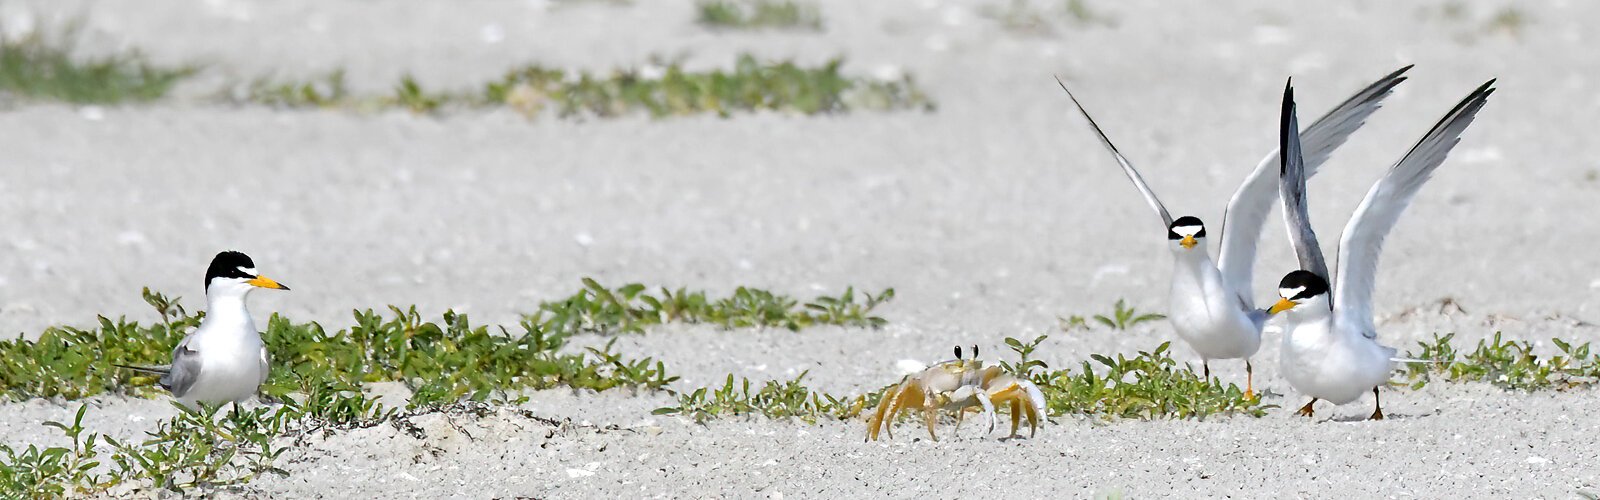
[0,391,400,497]
[0,288,679,406]
[390,74,444,113]
[259,308,677,408]
[1063,0,1112,27]
[228,56,932,118]
[669,336,1265,426]
[1092,299,1165,330]
[0,25,195,104]
[1057,314,1089,332]
[697,0,824,30]
[981,0,1054,35]
[999,334,1050,377]
[239,70,349,108]
[0,288,196,401]
[282,379,396,428]
[653,372,864,424]
[1403,333,1599,391]
[106,404,292,493]
[1034,342,1267,419]
[1483,7,1528,37]
[485,54,933,118]
[0,277,884,405]
[0,405,110,497]
[538,278,893,334]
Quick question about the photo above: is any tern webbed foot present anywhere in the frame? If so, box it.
[1295,398,1317,417]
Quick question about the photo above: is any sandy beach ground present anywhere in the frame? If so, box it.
[2,0,1598,497]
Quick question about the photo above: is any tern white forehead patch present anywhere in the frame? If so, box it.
[237,267,258,276]
[1279,286,1306,299]
[1171,225,1203,237]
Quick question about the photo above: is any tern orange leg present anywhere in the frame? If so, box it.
[1296,398,1318,417]
[1245,360,1256,401]
[1369,388,1384,420]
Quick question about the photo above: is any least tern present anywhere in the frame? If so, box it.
[1272,78,1494,419]
[1055,66,1411,397]
[118,251,290,408]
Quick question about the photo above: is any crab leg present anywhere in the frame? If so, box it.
[984,377,1026,437]
[883,384,913,440]
[974,390,997,435]
[1021,380,1046,437]
[1022,398,1039,437]
[952,405,965,436]
[866,382,901,441]
[890,385,926,440]
[1008,399,1022,437]
[922,389,940,441]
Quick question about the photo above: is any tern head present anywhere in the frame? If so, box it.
[1269,270,1329,315]
[205,251,290,297]
[1166,216,1207,252]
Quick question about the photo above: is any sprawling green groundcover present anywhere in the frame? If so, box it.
[246,54,935,117]
[654,335,1270,424]
[2,281,1596,496]
[0,279,891,495]
[0,279,894,404]
[4,25,931,117]
[1402,332,1600,390]
[696,0,824,30]
[0,28,194,104]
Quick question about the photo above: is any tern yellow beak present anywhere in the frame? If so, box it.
[247,276,290,290]
[1180,235,1197,249]
[1268,297,1296,315]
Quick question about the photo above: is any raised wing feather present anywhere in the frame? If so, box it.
[1055,76,1173,227]
[1217,66,1410,305]
[1278,79,1332,287]
[1334,80,1496,337]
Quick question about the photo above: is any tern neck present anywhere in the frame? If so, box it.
[1285,299,1332,323]
[203,288,255,331]
[1173,247,1213,265]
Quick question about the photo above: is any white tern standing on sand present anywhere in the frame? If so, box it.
[1272,77,1494,419]
[1054,66,1411,398]
[118,251,290,409]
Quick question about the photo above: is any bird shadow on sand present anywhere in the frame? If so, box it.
[1322,411,1430,423]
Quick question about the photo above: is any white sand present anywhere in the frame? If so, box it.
[2,0,1598,497]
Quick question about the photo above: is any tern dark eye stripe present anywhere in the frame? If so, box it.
[1166,216,1206,239]
[205,251,258,288]
[1277,270,1330,299]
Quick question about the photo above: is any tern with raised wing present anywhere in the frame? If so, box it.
[1271,77,1495,419]
[1055,66,1411,397]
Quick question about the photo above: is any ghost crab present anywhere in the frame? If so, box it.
[865,345,1047,441]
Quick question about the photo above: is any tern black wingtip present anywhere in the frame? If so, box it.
[1278,80,1299,174]
[1477,78,1498,94]
[113,364,170,376]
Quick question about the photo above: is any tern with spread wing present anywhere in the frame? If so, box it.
[1271,78,1495,419]
[1055,66,1411,397]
